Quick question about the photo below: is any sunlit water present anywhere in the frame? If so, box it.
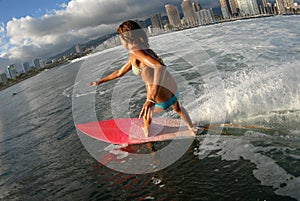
[0,15,299,200]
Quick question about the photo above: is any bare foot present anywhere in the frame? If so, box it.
[189,127,197,136]
[142,126,149,137]
[189,122,203,136]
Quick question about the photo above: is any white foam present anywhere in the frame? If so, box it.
[62,80,81,98]
[194,137,300,200]
[174,16,300,124]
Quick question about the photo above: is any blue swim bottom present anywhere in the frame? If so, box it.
[155,91,180,110]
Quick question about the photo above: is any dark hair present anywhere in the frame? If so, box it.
[117,20,149,49]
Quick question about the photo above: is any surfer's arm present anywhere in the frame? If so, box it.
[130,50,166,101]
[88,60,132,86]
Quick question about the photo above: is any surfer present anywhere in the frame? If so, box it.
[88,20,194,137]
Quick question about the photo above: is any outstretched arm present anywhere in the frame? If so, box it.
[88,60,132,86]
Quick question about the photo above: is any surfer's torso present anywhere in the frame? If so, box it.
[129,49,178,103]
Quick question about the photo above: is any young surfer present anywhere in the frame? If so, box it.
[88,20,194,137]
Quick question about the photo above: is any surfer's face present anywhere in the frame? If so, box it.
[120,35,137,51]
[119,36,129,49]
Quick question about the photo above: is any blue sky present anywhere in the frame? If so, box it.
[0,0,70,24]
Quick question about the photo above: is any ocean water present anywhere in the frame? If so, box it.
[0,15,299,200]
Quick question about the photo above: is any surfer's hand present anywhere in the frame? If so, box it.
[139,100,155,120]
[87,81,101,86]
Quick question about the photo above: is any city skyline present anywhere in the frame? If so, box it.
[0,0,224,72]
[1,0,300,74]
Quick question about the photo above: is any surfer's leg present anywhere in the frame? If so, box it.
[142,107,163,137]
[153,106,164,116]
[142,117,150,137]
[171,102,194,134]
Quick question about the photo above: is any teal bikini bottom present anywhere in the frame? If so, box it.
[155,91,179,110]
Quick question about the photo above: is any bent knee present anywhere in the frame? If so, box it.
[172,102,181,113]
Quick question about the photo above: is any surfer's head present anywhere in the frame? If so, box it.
[118,20,149,50]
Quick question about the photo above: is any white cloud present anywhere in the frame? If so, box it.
[2,0,175,61]
[0,22,5,33]
[0,22,8,57]
[59,3,68,9]
[0,0,219,68]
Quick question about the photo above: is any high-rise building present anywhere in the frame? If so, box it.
[0,73,7,85]
[252,0,260,15]
[237,0,260,16]
[7,64,17,80]
[257,0,268,14]
[193,0,202,11]
[196,9,215,25]
[208,8,216,22]
[33,58,42,69]
[228,0,240,16]
[165,4,182,28]
[220,0,231,18]
[150,13,164,31]
[263,0,270,14]
[148,26,153,35]
[181,0,198,27]
[22,62,31,73]
[220,0,240,17]
[278,0,294,12]
[287,0,295,8]
[284,0,289,7]
[39,60,45,68]
[268,3,277,14]
[75,44,83,54]
[276,0,287,14]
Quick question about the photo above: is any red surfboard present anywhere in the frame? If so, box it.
[75,118,195,144]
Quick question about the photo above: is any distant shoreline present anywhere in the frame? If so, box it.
[0,60,71,93]
[0,72,40,93]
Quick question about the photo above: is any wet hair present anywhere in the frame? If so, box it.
[117,20,149,49]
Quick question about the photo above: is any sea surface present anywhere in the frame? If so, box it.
[0,15,299,200]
